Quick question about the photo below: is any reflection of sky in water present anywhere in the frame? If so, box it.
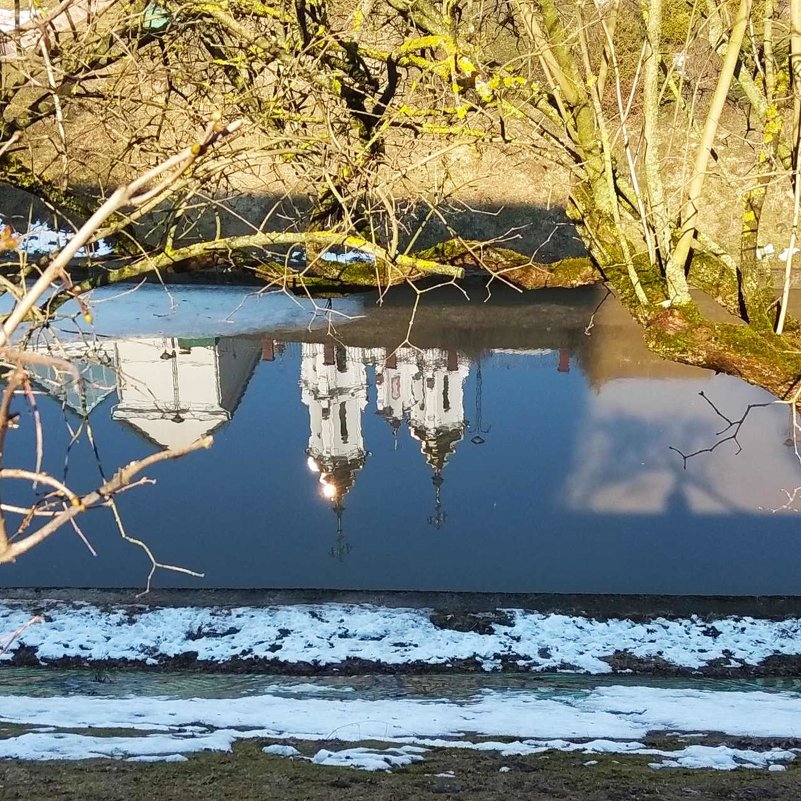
[2,286,801,595]
[565,376,795,515]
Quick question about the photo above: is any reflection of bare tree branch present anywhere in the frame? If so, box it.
[670,391,774,468]
[584,287,611,337]
[0,435,213,564]
[107,496,204,597]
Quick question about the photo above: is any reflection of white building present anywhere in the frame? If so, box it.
[376,347,469,527]
[29,334,262,448]
[112,337,261,449]
[301,343,369,499]
[300,343,470,541]
[408,349,469,455]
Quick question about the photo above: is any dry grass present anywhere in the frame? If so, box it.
[3,738,801,801]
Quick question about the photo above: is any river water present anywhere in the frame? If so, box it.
[3,666,801,700]
[1,281,800,595]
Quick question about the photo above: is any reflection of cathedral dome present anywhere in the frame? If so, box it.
[410,424,466,473]
[306,452,364,561]
[306,452,367,503]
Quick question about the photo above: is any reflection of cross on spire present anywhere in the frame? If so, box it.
[428,468,446,529]
[331,499,352,561]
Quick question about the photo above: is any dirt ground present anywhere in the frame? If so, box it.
[2,740,800,801]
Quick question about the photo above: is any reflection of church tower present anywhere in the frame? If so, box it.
[300,343,368,559]
[408,349,469,529]
[375,348,420,449]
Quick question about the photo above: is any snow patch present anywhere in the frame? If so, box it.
[0,730,237,761]
[127,754,190,763]
[0,216,112,258]
[311,745,426,771]
[0,686,798,769]
[263,744,301,757]
[648,745,796,771]
[2,601,801,674]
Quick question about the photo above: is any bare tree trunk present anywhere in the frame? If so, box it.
[740,179,776,331]
[763,0,776,102]
[776,0,801,335]
[641,0,674,275]
[667,0,753,303]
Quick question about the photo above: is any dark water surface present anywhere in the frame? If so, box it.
[2,282,801,595]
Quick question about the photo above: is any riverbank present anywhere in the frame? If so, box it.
[8,588,801,618]
[4,677,801,790]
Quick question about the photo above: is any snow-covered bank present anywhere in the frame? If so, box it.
[0,215,112,258]
[2,602,801,674]
[1,685,801,769]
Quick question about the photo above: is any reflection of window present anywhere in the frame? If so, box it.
[336,346,347,373]
[339,402,349,444]
[443,374,450,413]
[391,374,401,400]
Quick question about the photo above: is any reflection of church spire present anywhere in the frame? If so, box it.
[469,358,490,445]
[376,346,469,525]
[300,343,368,557]
[413,424,466,529]
[407,349,469,528]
